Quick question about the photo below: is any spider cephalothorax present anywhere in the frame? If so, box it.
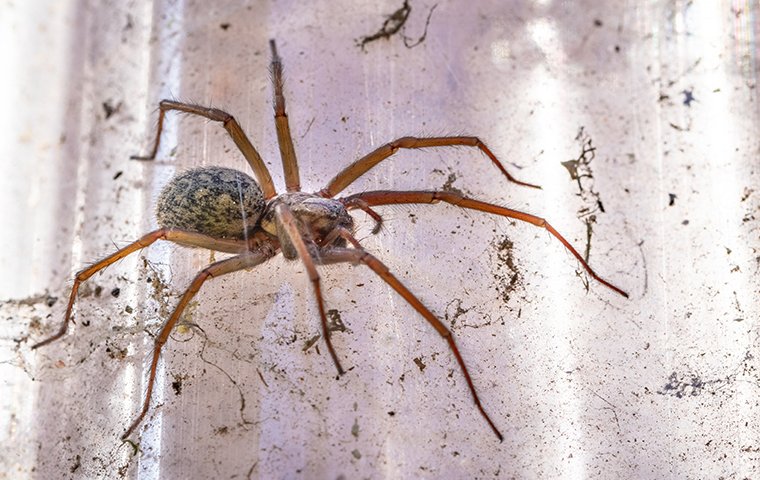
[32,39,627,442]
[261,193,355,257]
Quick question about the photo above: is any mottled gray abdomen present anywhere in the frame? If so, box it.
[156,166,265,239]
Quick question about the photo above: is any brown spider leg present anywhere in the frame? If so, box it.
[131,99,277,199]
[122,248,276,439]
[315,241,504,442]
[31,229,261,350]
[269,40,301,192]
[342,190,629,298]
[274,203,345,375]
[318,136,541,198]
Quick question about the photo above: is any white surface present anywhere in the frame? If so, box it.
[1,0,759,478]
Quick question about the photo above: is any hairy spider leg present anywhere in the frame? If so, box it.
[122,248,276,439]
[274,203,345,374]
[31,229,259,350]
[269,40,301,193]
[131,100,277,200]
[316,233,504,442]
[341,190,629,298]
[319,136,541,198]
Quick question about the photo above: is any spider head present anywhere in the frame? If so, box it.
[262,193,354,259]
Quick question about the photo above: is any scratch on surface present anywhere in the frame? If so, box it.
[586,387,621,434]
[637,240,648,296]
[197,329,254,428]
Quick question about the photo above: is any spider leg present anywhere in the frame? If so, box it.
[315,234,504,442]
[131,100,277,199]
[31,229,263,349]
[341,190,629,298]
[274,203,345,375]
[122,247,276,439]
[319,136,541,198]
[269,40,301,192]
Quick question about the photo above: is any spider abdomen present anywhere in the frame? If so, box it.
[156,166,265,239]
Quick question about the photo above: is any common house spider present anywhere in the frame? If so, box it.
[32,40,628,442]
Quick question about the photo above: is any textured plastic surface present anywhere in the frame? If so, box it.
[2,0,759,478]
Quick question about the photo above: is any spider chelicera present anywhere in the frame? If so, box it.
[32,40,628,442]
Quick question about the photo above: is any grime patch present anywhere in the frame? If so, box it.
[490,237,521,303]
[356,0,437,51]
[560,128,610,280]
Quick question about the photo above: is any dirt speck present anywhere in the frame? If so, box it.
[413,357,426,372]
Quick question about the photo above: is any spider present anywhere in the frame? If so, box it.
[32,40,628,442]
